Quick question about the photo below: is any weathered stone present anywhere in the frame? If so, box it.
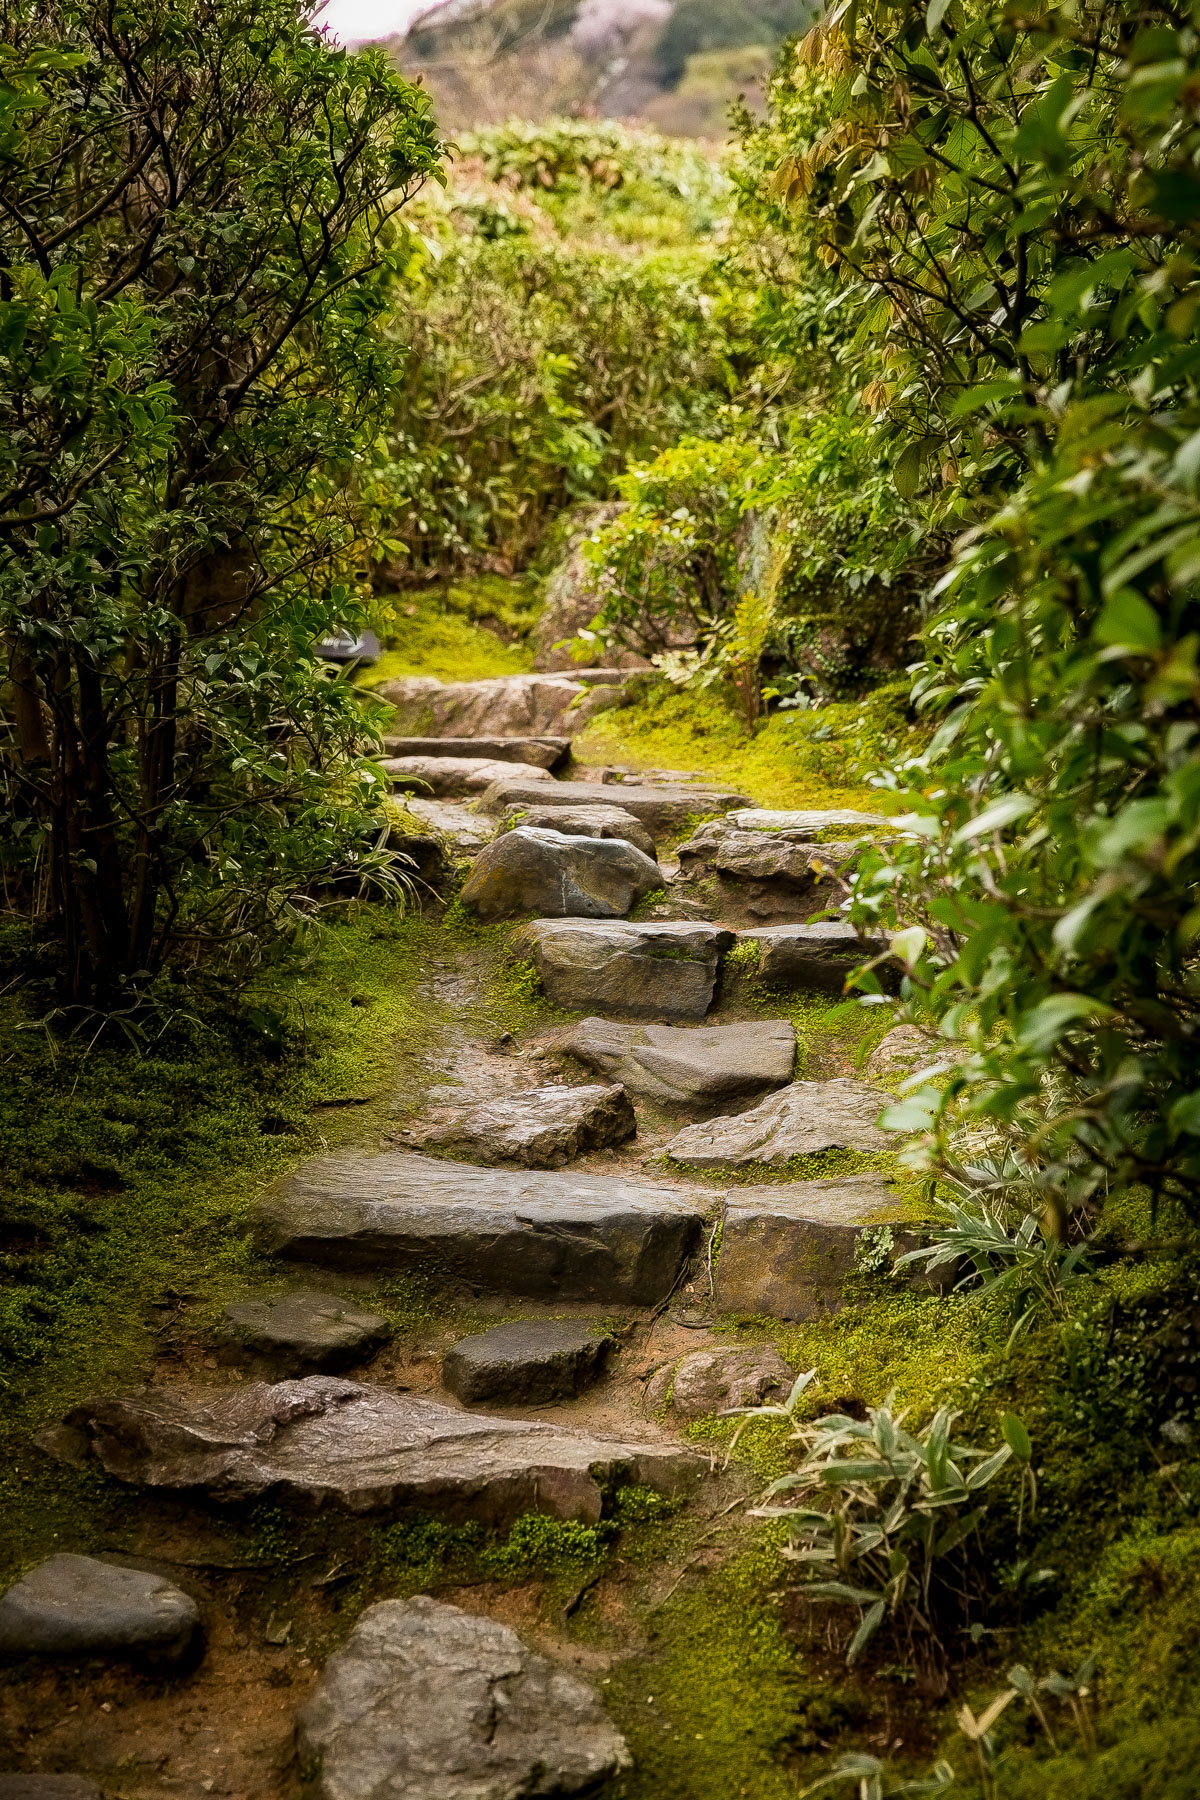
[502,801,657,861]
[677,822,860,888]
[50,1380,698,1526]
[727,808,888,833]
[443,1321,613,1405]
[645,1346,794,1419]
[377,673,592,739]
[0,1554,201,1668]
[737,923,891,994]
[531,500,648,672]
[383,734,570,769]
[665,1079,891,1168]
[480,777,749,837]
[218,1289,392,1375]
[517,919,735,1022]
[257,1152,708,1305]
[459,827,661,922]
[402,797,498,853]
[298,1596,631,1800]
[0,1778,101,1800]
[562,1017,795,1106]
[398,1082,635,1169]
[866,1024,942,1079]
[713,1174,931,1320]
[381,755,556,798]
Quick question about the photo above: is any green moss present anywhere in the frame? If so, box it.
[361,580,538,686]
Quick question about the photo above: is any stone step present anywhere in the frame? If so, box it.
[401,797,497,852]
[381,754,556,798]
[217,1289,392,1375]
[376,672,628,740]
[664,1077,892,1168]
[736,923,892,994]
[727,807,889,833]
[561,1016,796,1105]
[479,777,750,836]
[459,826,661,921]
[299,1597,630,1800]
[443,1320,613,1405]
[395,1081,635,1169]
[0,1554,202,1669]
[677,821,860,885]
[45,1378,700,1526]
[256,1152,712,1304]
[516,918,735,1022]
[501,800,657,860]
[383,734,570,770]
[712,1172,940,1320]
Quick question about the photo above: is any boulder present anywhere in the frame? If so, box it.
[383,735,570,770]
[0,1780,102,1800]
[459,828,661,922]
[218,1289,392,1375]
[443,1321,613,1405]
[257,1152,709,1305]
[645,1346,794,1420]
[677,822,859,889]
[298,1597,631,1800]
[737,923,891,994]
[727,808,888,833]
[402,797,498,853]
[562,1017,796,1106]
[713,1173,933,1320]
[502,801,657,861]
[47,1379,698,1526]
[516,919,735,1022]
[381,755,555,798]
[376,674,592,739]
[0,1554,201,1668]
[665,1079,891,1168]
[479,778,749,837]
[397,1082,635,1169]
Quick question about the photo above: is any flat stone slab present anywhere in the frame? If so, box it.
[665,1079,891,1168]
[866,1024,943,1077]
[48,1380,697,1526]
[502,801,657,861]
[398,1082,635,1169]
[381,755,556,798]
[377,673,593,739]
[460,827,660,922]
[738,923,890,994]
[727,808,888,833]
[383,735,569,770]
[562,1017,795,1106]
[0,1779,102,1800]
[0,1554,200,1667]
[257,1152,709,1304]
[678,822,860,889]
[480,778,749,836]
[402,797,498,852]
[299,1596,631,1800]
[218,1289,392,1375]
[645,1346,794,1420]
[516,919,735,1022]
[444,1321,613,1405]
[714,1173,927,1319]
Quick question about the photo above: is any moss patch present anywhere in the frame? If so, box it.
[362,578,539,685]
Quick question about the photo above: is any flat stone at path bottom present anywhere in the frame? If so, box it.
[398,1082,635,1168]
[502,800,658,861]
[738,923,892,993]
[218,1289,392,1374]
[383,734,570,770]
[645,1346,794,1420]
[46,1379,698,1527]
[480,777,749,836]
[665,1078,892,1168]
[460,827,661,921]
[298,1596,631,1800]
[0,1779,102,1800]
[562,1016,796,1105]
[516,918,735,1022]
[0,1553,200,1667]
[256,1152,710,1304]
[713,1173,934,1320]
[444,1320,613,1405]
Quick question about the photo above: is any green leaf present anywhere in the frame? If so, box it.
[1002,1413,1032,1460]
[951,793,1035,843]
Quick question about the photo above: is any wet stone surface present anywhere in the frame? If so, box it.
[0,1554,201,1669]
[397,1081,635,1169]
[443,1320,614,1406]
[217,1288,392,1376]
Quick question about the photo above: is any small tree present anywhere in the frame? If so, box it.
[0,0,441,1001]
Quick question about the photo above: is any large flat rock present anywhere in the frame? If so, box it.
[257,1152,709,1304]
[665,1079,891,1168]
[444,1321,613,1406]
[376,674,592,739]
[738,923,890,994]
[516,918,735,1022]
[218,1289,392,1375]
[460,827,660,922]
[727,808,888,833]
[714,1174,929,1319]
[480,778,749,836]
[562,1016,795,1105]
[298,1597,631,1800]
[502,800,657,861]
[0,1554,200,1667]
[383,735,570,770]
[381,755,555,798]
[48,1379,698,1526]
[397,1082,635,1169]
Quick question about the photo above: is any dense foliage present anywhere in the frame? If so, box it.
[0,0,440,1000]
